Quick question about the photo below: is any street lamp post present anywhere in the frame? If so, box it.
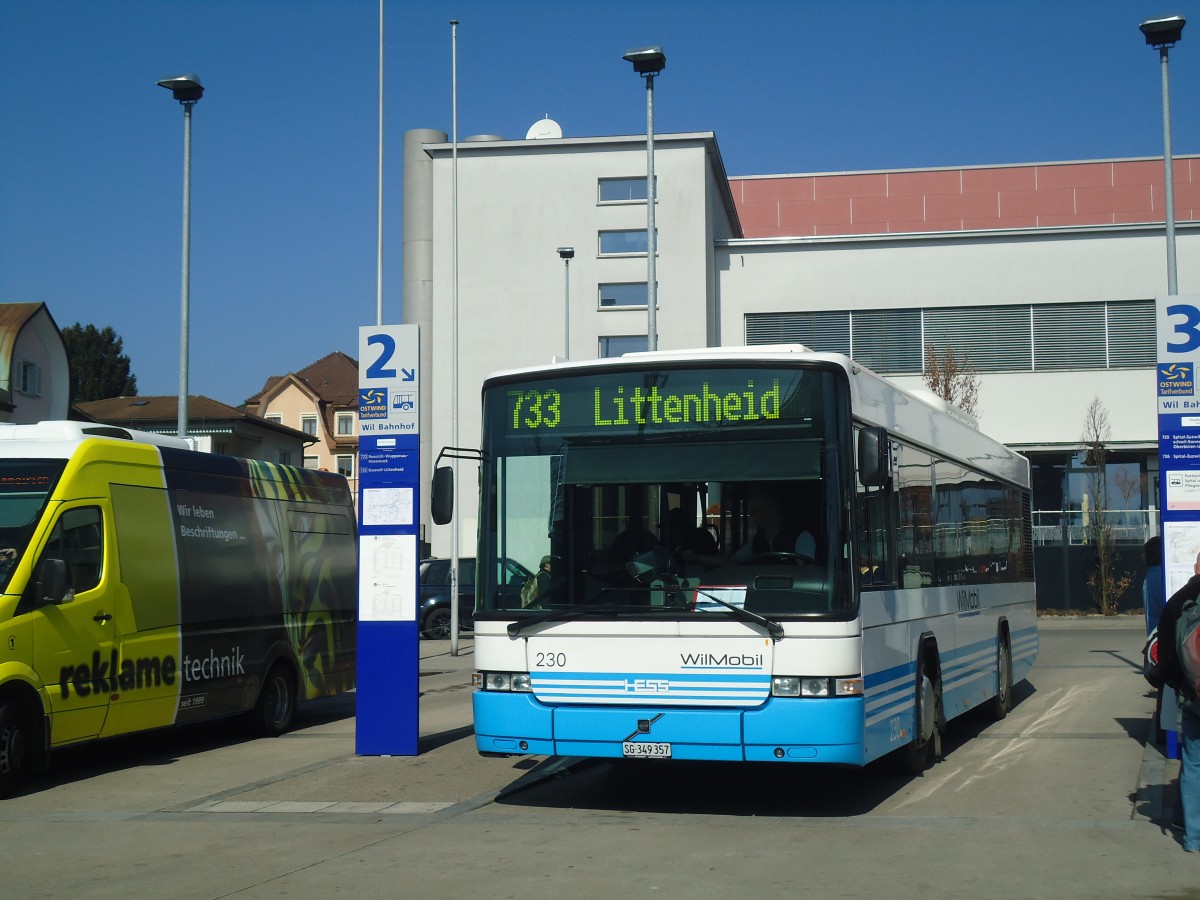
[1140,15,1186,296]
[157,74,204,439]
[557,247,574,358]
[622,46,665,351]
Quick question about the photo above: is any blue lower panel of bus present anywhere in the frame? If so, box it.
[474,691,866,765]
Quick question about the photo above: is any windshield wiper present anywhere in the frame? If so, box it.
[507,603,637,637]
[506,573,786,642]
[628,562,785,642]
[686,581,785,642]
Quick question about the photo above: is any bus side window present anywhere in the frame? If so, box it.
[43,507,104,595]
[855,430,894,587]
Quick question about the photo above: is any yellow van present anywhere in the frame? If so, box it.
[0,422,357,796]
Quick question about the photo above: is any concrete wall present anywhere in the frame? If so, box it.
[421,135,730,554]
[717,228,1200,447]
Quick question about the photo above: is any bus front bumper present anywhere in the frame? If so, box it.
[473,691,867,765]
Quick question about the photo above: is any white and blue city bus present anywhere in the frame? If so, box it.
[434,346,1037,771]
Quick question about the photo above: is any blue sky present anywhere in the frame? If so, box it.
[2,0,1197,406]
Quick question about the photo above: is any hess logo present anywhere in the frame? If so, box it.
[625,678,669,693]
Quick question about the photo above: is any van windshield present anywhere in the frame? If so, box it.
[0,461,65,592]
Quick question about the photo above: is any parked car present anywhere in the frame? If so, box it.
[418,556,533,639]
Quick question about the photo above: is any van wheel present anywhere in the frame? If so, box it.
[0,702,29,799]
[252,664,296,737]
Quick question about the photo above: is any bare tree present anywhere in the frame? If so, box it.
[1081,396,1132,615]
[923,345,981,417]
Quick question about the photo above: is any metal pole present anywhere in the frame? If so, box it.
[449,19,461,656]
[178,100,194,439]
[564,256,571,358]
[1159,46,1179,296]
[645,73,658,351]
[376,0,385,326]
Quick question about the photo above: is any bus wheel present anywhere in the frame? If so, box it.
[0,702,29,798]
[986,631,1013,721]
[252,663,296,737]
[899,654,942,775]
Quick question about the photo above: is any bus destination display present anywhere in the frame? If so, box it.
[491,368,811,437]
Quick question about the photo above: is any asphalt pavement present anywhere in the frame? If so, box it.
[123,622,1180,830]
[0,618,1193,900]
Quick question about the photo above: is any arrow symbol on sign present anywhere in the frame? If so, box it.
[401,368,416,382]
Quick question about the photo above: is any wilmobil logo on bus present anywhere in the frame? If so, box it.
[680,652,765,668]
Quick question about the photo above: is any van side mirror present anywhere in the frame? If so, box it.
[431,466,454,525]
[857,427,891,487]
[35,558,73,606]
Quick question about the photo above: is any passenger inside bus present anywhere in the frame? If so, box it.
[661,506,718,572]
[609,513,658,564]
[684,483,815,568]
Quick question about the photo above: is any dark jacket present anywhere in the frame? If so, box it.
[1159,572,1200,697]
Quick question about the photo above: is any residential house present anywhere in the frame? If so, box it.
[0,302,69,423]
[243,351,359,492]
[77,395,312,464]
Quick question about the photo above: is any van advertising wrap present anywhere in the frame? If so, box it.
[0,424,357,795]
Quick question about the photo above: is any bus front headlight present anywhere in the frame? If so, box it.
[477,672,533,692]
[771,676,862,698]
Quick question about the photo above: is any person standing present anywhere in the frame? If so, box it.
[1144,536,1165,635]
[1158,552,1200,852]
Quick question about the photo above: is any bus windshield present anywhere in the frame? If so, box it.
[0,461,65,592]
[476,363,854,622]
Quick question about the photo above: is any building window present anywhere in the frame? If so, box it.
[303,455,319,469]
[301,415,318,436]
[599,282,650,308]
[266,414,282,425]
[599,335,649,358]
[599,229,651,255]
[277,449,294,465]
[598,177,654,203]
[16,360,40,396]
[336,455,354,478]
[336,412,354,436]
[746,310,851,356]
[745,299,1155,375]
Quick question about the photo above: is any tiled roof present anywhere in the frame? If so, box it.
[246,351,358,406]
[0,303,42,332]
[77,395,247,422]
[74,395,309,442]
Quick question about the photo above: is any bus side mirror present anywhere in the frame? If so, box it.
[35,558,72,606]
[431,466,454,525]
[858,427,890,487]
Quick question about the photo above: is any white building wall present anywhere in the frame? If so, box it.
[12,310,68,423]
[424,135,726,554]
[411,128,1194,555]
[717,228,1200,447]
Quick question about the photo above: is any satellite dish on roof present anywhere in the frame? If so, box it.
[526,116,563,140]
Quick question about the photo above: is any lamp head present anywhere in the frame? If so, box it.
[1140,15,1186,48]
[157,74,204,103]
[557,247,575,260]
[622,46,666,76]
